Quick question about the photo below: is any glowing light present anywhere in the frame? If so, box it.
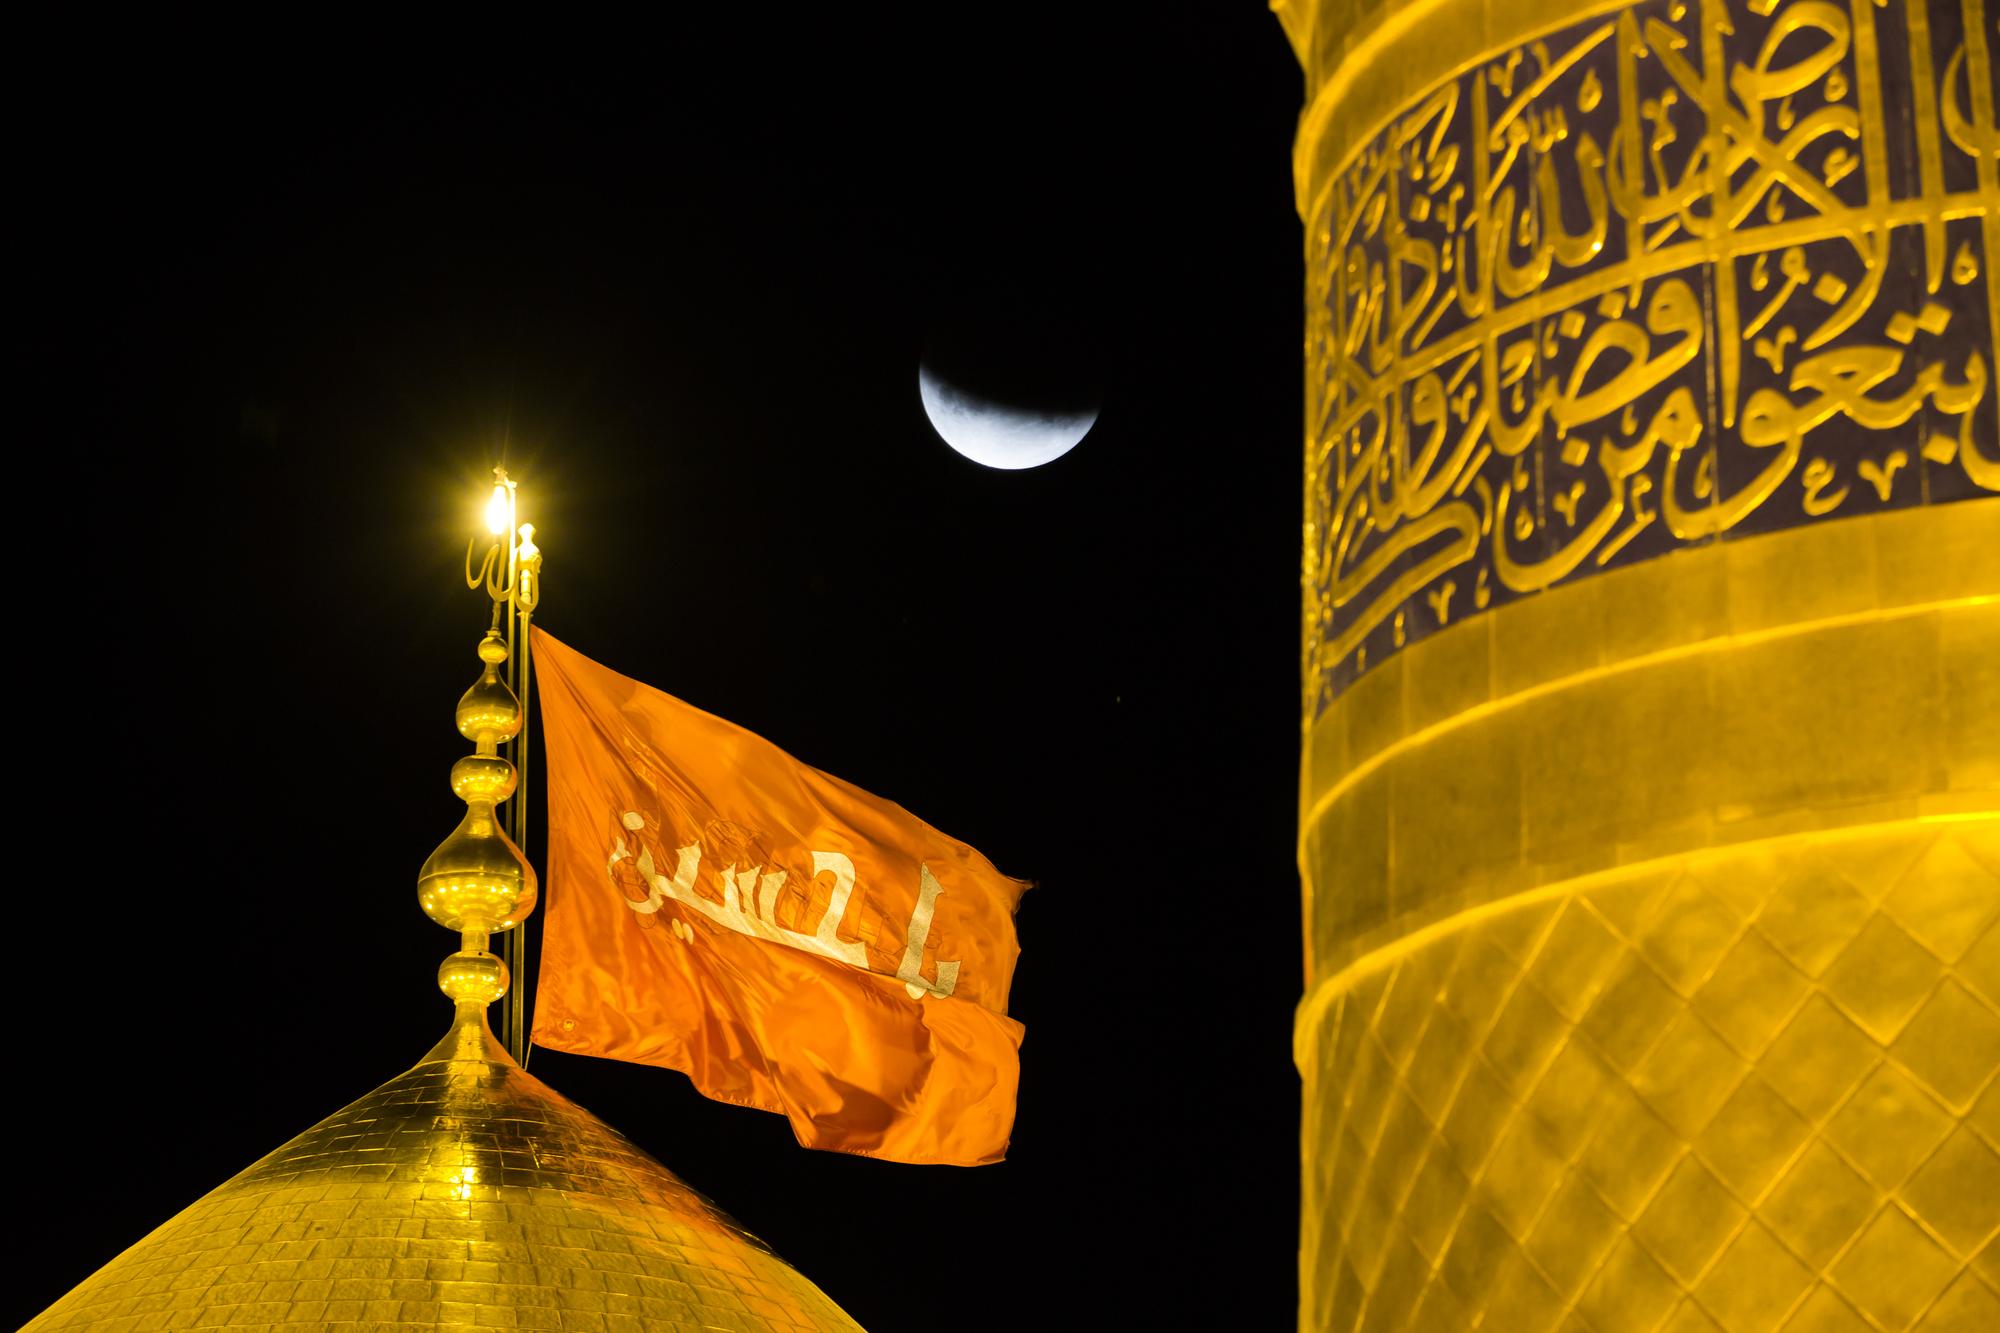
[485,484,512,536]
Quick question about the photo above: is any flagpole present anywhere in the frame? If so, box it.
[469,466,540,1066]
[512,524,541,1067]
[503,479,521,1063]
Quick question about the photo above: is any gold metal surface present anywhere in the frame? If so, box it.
[463,466,544,1064]
[29,505,859,1329]
[26,1003,864,1331]
[1283,0,2000,1323]
[511,519,541,1066]
[1278,0,2000,716]
[417,625,537,939]
[1297,502,2000,983]
[1299,819,2000,1332]
[1294,501,2000,1330]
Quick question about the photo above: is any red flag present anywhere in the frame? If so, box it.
[530,629,1028,1164]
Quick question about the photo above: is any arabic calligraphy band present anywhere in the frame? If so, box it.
[1281,0,2000,1326]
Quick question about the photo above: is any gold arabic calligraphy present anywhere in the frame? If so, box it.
[1304,0,2000,715]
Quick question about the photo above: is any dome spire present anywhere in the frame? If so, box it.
[26,463,863,1332]
[419,607,538,1013]
[450,464,545,1059]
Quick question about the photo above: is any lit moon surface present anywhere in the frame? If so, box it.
[918,364,1097,470]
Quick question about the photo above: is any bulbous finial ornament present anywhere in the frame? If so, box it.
[516,525,542,613]
[421,625,538,1004]
[452,754,517,804]
[418,806,538,934]
[458,629,523,750]
[438,947,510,1005]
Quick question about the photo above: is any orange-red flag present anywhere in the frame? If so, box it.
[529,629,1028,1165]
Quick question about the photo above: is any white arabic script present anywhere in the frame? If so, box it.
[608,811,959,999]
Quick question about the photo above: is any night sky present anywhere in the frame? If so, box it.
[14,9,1305,1328]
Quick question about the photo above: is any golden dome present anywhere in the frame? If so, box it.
[26,1003,863,1331]
[30,594,863,1330]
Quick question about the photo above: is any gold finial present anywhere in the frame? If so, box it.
[447,465,544,1062]
[419,617,538,1008]
[517,524,542,613]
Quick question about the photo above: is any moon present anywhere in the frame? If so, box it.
[918,363,1098,470]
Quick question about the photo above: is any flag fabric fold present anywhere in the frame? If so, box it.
[529,629,1028,1165]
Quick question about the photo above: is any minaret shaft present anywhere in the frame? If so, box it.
[1279,0,2000,1326]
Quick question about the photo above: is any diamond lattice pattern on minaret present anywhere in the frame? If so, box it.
[1303,823,2000,1331]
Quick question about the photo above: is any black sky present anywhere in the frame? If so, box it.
[14,8,1306,1328]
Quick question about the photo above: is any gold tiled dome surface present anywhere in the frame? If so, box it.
[26,1009,863,1331]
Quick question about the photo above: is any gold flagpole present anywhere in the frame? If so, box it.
[502,478,520,1064]
[512,522,541,1066]
[468,466,541,1066]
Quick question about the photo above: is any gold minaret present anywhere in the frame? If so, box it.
[29,482,863,1331]
[1276,0,2000,1328]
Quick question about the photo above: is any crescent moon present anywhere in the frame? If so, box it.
[918,364,1097,470]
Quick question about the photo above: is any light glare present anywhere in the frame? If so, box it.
[485,485,511,535]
